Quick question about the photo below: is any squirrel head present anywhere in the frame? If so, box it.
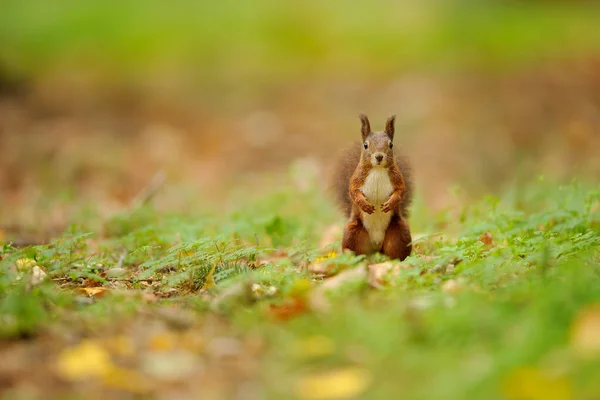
[359,113,396,168]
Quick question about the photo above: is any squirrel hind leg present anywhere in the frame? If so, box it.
[382,216,412,261]
[342,219,374,256]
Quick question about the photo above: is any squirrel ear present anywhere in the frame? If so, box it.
[359,113,370,140]
[385,115,396,140]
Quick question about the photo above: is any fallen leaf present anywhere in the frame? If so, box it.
[309,252,339,276]
[80,287,109,297]
[570,303,600,358]
[251,283,277,299]
[56,340,114,381]
[30,265,47,286]
[269,298,309,321]
[503,367,571,400]
[202,264,217,289]
[309,266,367,312]
[106,267,127,278]
[16,258,36,270]
[479,231,494,249]
[295,367,371,400]
[367,262,398,289]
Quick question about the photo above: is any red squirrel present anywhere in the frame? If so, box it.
[332,114,413,260]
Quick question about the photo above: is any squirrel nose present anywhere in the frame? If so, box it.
[375,154,384,163]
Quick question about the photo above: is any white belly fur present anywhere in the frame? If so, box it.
[360,168,393,249]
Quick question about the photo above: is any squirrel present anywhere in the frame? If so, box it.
[331,114,414,261]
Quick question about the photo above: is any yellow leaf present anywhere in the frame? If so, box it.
[292,336,334,359]
[503,367,571,400]
[103,366,149,394]
[570,303,600,358]
[80,287,109,297]
[56,341,113,381]
[295,367,371,400]
[147,332,178,352]
[16,258,36,270]
[202,264,217,289]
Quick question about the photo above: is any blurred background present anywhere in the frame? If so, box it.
[1,0,600,235]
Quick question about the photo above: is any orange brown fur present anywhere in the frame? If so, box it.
[330,114,414,260]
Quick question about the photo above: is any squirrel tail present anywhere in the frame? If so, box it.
[329,142,414,218]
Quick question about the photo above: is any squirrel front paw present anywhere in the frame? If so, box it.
[359,201,376,215]
[381,198,398,213]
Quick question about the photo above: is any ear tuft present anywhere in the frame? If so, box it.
[359,113,371,141]
[385,114,396,140]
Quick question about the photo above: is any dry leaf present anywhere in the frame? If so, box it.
[309,251,338,276]
[309,266,367,312]
[269,298,308,321]
[56,341,113,381]
[30,265,47,286]
[367,262,398,289]
[202,264,217,289]
[295,367,371,400]
[80,287,109,297]
[503,367,571,400]
[570,303,600,358]
[479,231,494,250]
[16,258,36,270]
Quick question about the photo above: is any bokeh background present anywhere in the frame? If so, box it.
[1,0,600,236]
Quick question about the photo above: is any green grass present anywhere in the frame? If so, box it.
[1,176,599,399]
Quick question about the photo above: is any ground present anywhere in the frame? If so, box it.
[1,174,599,399]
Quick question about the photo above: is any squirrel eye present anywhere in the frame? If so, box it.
[363,142,368,149]
[389,142,393,149]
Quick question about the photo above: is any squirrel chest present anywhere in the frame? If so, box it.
[360,168,393,248]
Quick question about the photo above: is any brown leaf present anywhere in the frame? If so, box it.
[367,262,398,289]
[309,265,367,312]
[268,298,308,321]
[80,287,109,297]
[309,251,338,276]
[479,231,494,249]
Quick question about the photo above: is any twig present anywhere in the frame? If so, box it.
[115,252,126,269]
[106,278,156,283]
[129,171,166,210]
